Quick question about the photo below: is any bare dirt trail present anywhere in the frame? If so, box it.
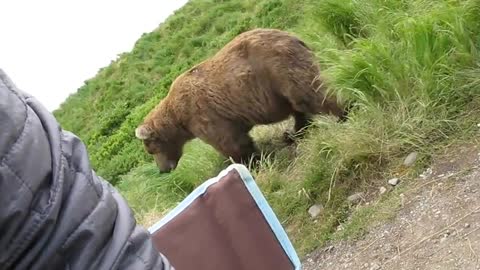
[303,142,480,270]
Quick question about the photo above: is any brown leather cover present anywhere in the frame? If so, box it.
[150,169,294,270]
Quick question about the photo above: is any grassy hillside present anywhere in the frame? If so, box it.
[54,0,480,256]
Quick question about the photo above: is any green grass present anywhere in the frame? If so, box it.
[54,0,480,257]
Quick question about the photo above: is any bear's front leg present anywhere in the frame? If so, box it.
[205,129,260,167]
[226,133,260,166]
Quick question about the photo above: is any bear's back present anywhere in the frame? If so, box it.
[165,28,320,125]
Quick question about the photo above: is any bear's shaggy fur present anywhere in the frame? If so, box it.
[135,28,348,172]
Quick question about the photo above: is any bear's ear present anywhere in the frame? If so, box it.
[135,124,153,140]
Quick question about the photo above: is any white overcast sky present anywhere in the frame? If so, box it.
[0,0,188,111]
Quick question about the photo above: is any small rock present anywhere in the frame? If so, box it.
[379,186,387,195]
[308,204,324,218]
[399,193,405,206]
[404,152,418,167]
[347,192,364,204]
[465,223,470,228]
[419,168,432,179]
[370,263,381,270]
[388,178,400,186]
[477,123,480,128]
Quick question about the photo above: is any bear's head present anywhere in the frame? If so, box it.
[135,123,182,173]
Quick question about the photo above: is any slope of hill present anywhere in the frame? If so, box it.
[53,0,480,256]
[303,140,480,269]
[53,0,303,183]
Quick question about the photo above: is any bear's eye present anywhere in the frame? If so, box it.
[143,139,155,147]
[143,138,164,154]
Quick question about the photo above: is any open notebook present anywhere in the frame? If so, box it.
[148,164,301,270]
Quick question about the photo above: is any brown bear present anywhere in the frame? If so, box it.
[135,28,348,173]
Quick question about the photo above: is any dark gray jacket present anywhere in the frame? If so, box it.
[0,69,174,270]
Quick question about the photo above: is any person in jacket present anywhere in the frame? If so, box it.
[0,68,174,270]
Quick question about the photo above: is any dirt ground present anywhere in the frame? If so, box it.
[303,142,480,270]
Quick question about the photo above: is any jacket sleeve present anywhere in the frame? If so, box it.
[0,69,174,270]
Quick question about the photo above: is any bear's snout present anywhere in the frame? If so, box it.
[157,159,178,173]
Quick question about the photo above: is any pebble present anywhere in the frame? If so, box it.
[388,178,400,186]
[420,168,433,179]
[465,223,470,228]
[308,204,324,218]
[404,152,418,167]
[347,192,364,204]
[379,186,387,195]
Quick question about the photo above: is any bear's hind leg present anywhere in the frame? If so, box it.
[294,111,313,134]
[283,112,313,144]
